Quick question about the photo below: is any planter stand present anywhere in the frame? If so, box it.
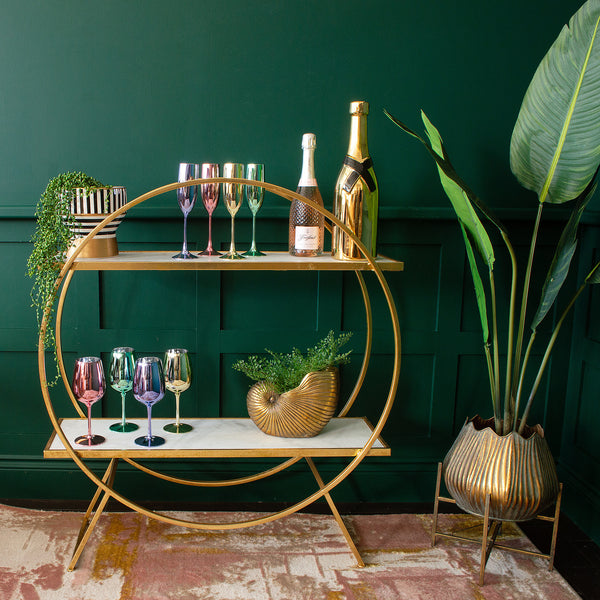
[431,462,563,585]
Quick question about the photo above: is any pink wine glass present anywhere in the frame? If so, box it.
[72,356,106,446]
[199,163,221,256]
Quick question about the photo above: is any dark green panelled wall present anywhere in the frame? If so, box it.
[1,1,599,543]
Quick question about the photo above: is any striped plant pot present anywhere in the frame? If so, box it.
[443,415,560,522]
[68,186,127,258]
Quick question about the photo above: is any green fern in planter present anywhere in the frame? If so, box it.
[233,331,353,394]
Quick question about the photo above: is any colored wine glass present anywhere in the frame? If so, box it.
[220,162,245,260]
[243,163,265,256]
[173,162,200,259]
[163,348,193,433]
[72,356,106,446]
[199,163,221,256]
[109,347,139,432]
[133,356,166,447]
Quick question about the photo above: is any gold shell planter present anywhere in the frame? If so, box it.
[247,368,339,438]
[443,415,560,522]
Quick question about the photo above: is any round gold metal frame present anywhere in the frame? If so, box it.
[38,178,402,569]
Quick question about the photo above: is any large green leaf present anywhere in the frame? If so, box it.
[531,174,598,329]
[460,223,490,344]
[510,0,600,204]
[586,260,600,283]
[384,109,495,268]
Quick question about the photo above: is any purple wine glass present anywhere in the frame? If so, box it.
[133,356,166,447]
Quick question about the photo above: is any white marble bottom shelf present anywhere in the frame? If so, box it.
[44,417,389,458]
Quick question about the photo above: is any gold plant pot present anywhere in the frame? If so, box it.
[443,415,560,522]
[246,368,339,438]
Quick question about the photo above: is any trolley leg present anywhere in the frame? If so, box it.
[305,458,365,568]
[68,458,119,571]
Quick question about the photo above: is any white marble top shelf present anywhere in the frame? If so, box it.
[72,251,404,272]
[44,417,390,459]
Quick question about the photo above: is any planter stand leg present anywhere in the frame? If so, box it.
[432,462,563,586]
[479,495,502,585]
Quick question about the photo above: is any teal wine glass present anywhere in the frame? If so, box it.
[243,163,265,256]
[109,347,139,432]
[163,348,193,433]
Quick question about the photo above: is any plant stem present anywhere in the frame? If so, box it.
[518,281,586,434]
[484,344,500,431]
[488,270,502,431]
[511,202,544,412]
[501,231,518,430]
[513,330,536,432]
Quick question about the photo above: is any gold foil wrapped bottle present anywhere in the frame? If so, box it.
[332,101,378,260]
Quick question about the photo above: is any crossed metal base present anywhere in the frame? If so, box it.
[431,462,563,586]
[68,457,365,571]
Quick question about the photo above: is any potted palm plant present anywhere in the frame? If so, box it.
[386,0,600,520]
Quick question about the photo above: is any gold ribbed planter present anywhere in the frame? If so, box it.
[247,368,339,438]
[443,416,560,522]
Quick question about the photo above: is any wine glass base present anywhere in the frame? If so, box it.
[110,422,139,433]
[220,251,245,260]
[172,251,199,260]
[163,422,193,433]
[243,249,266,257]
[134,435,166,447]
[199,248,222,256]
[74,434,105,446]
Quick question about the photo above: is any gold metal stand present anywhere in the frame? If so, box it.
[431,462,563,585]
[62,455,367,571]
[38,178,403,571]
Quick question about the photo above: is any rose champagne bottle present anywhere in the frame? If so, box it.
[289,133,325,256]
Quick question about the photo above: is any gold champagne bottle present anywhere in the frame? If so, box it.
[332,101,378,260]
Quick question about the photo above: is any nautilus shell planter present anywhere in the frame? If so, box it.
[246,367,339,438]
[443,415,560,522]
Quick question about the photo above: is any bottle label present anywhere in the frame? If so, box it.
[295,226,320,250]
[342,156,376,193]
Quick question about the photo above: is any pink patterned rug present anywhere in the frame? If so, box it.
[0,503,580,600]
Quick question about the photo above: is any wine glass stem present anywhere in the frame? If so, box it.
[175,392,181,427]
[250,213,257,251]
[147,404,153,440]
[229,215,236,253]
[182,213,189,253]
[120,392,127,427]
[87,404,93,439]
[207,213,214,252]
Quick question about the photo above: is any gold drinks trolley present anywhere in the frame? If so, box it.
[39,179,403,571]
